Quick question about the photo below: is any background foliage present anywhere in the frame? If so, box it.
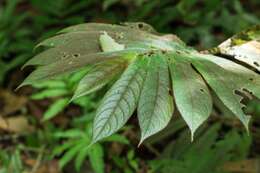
[0,0,259,173]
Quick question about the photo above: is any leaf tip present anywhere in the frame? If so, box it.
[15,81,29,91]
[244,115,251,134]
[21,60,36,70]
[21,63,28,70]
[70,90,90,103]
[138,134,149,147]
[187,124,197,142]
[191,133,194,142]
[138,138,145,148]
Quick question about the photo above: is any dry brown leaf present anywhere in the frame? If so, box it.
[218,39,260,72]
[0,89,27,116]
[25,159,61,173]
[0,116,34,133]
[222,159,260,173]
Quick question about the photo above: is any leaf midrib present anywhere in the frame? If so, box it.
[94,66,142,140]
[142,69,161,137]
[87,61,126,86]
[178,63,195,131]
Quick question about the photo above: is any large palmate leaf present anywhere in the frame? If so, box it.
[21,22,260,144]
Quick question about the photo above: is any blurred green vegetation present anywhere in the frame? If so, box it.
[0,0,259,85]
[0,0,259,172]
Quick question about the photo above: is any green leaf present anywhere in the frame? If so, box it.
[52,140,77,158]
[190,55,251,131]
[91,57,148,144]
[20,50,135,87]
[36,24,173,55]
[58,23,134,33]
[103,134,130,144]
[54,129,85,138]
[59,22,156,36]
[88,144,104,173]
[127,150,139,171]
[43,98,69,121]
[169,54,212,140]
[31,88,68,100]
[72,59,127,100]
[36,30,157,51]
[197,53,260,99]
[58,23,176,50]
[36,31,102,49]
[31,80,66,89]
[75,146,90,172]
[138,54,173,144]
[59,142,84,168]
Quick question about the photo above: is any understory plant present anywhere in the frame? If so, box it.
[20,22,260,145]
[150,123,251,173]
